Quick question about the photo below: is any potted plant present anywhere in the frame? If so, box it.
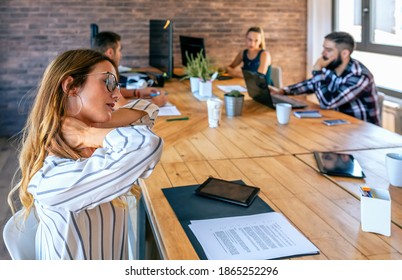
[197,56,213,98]
[182,51,216,98]
[182,51,204,94]
[224,89,244,117]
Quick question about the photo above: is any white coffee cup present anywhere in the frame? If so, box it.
[276,103,292,125]
[385,153,402,187]
[207,98,223,128]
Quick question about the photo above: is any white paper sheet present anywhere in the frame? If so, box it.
[189,212,319,260]
[158,102,181,116]
[217,85,247,93]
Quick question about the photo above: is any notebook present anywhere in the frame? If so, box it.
[242,69,307,109]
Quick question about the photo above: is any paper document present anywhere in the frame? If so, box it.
[118,65,132,73]
[193,93,219,101]
[189,212,319,260]
[218,85,247,93]
[158,102,181,116]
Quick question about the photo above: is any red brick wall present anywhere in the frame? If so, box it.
[0,0,307,136]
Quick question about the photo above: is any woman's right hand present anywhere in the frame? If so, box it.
[61,117,90,149]
[62,117,113,150]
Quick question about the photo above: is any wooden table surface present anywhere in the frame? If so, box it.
[138,77,402,260]
[297,148,402,228]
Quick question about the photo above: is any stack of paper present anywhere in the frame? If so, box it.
[217,85,247,93]
[189,212,319,260]
[158,102,181,116]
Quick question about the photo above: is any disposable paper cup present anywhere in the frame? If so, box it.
[207,98,223,128]
[276,103,292,125]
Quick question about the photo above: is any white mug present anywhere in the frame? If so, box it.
[385,153,402,187]
[276,103,292,125]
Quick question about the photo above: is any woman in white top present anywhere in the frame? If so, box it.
[8,49,163,259]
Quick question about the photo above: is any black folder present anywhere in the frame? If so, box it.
[162,182,274,260]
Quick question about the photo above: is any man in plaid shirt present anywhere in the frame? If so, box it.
[271,31,380,125]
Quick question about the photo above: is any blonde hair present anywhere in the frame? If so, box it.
[8,49,131,219]
[246,26,266,50]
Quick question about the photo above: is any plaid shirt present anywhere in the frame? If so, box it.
[284,58,380,125]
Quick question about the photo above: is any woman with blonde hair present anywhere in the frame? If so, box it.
[226,26,273,85]
[8,49,163,259]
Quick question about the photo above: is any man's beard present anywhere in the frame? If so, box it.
[324,54,342,70]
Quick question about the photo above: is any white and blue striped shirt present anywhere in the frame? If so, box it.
[28,100,163,260]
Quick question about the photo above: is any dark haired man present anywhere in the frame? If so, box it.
[271,31,380,125]
[93,31,168,107]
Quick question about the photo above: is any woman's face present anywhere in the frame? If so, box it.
[68,61,119,125]
[246,31,262,50]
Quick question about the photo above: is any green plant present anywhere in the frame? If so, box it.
[182,51,213,82]
[226,90,243,97]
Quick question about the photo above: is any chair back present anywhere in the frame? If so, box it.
[377,91,385,126]
[271,65,283,88]
[3,209,38,260]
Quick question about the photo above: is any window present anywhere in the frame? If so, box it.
[333,0,402,56]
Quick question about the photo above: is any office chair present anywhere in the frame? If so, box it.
[271,65,283,88]
[3,209,38,260]
[377,90,385,126]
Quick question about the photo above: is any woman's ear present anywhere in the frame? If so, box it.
[62,76,78,96]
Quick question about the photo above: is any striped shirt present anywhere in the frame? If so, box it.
[284,58,380,125]
[28,99,163,260]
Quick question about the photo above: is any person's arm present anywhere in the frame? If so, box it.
[314,70,372,109]
[30,125,163,212]
[137,87,168,107]
[269,78,315,96]
[120,87,168,107]
[226,51,243,77]
[61,117,113,149]
[94,99,159,129]
[257,50,271,75]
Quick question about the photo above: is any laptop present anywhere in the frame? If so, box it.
[242,69,307,109]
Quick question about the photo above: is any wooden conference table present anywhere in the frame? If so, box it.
[136,77,402,260]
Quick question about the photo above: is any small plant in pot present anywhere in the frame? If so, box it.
[181,51,207,94]
[224,90,245,117]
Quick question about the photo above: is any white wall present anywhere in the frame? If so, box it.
[307,0,332,77]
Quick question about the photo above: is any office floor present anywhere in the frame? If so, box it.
[0,137,19,260]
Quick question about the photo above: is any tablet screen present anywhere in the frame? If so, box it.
[313,152,365,178]
[195,177,260,207]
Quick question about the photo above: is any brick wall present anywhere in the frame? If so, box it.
[0,0,307,137]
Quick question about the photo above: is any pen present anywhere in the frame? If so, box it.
[150,91,169,97]
[166,117,189,122]
[360,186,373,198]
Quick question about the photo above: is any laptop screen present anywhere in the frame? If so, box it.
[242,69,274,108]
[242,69,307,109]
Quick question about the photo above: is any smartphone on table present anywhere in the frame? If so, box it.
[322,119,350,126]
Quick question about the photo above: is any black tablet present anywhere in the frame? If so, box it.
[313,151,366,178]
[195,177,260,207]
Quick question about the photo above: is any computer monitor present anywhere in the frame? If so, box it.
[179,35,206,66]
[149,19,174,79]
[90,23,99,48]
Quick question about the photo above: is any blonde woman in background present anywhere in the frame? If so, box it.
[226,26,273,86]
[8,49,163,259]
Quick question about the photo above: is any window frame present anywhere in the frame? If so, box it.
[332,0,402,57]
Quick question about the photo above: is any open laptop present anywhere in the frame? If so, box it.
[242,69,307,109]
